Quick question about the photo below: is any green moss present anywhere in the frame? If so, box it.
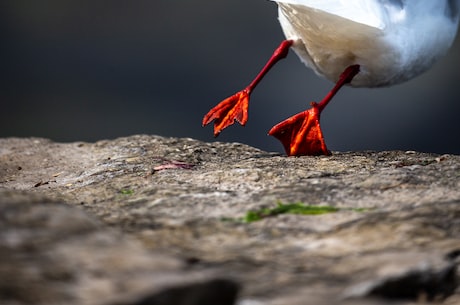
[120,189,134,195]
[220,202,372,223]
[243,202,339,223]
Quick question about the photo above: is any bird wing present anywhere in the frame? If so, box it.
[272,0,403,29]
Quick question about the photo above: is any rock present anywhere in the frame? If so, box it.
[0,135,459,305]
[0,192,238,305]
[342,252,458,301]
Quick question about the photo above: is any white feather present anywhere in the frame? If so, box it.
[272,0,460,87]
[274,0,387,29]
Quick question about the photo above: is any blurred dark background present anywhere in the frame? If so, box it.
[2,0,460,154]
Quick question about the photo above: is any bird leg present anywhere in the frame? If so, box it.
[269,64,360,156]
[203,40,293,137]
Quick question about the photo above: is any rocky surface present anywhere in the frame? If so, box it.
[0,135,459,305]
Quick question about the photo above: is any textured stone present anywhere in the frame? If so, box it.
[0,193,238,305]
[0,135,459,305]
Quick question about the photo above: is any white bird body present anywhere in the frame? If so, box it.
[204,0,460,156]
[273,0,460,87]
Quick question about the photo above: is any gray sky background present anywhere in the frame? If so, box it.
[2,0,460,154]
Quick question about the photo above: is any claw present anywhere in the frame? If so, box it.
[269,65,360,156]
[269,102,330,156]
[202,89,250,137]
[203,40,294,138]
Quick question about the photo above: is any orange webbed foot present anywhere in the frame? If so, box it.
[203,40,294,137]
[269,65,360,156]
[268,102,330,156]
[202,89,250,137]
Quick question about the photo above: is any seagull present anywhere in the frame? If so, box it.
[203,0,460,156]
